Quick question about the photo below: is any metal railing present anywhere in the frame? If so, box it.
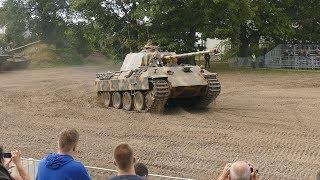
[21,158,194,180]
[265,44,320,69]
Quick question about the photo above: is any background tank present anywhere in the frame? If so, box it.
[0,41,40,71]
[95,45,221,113]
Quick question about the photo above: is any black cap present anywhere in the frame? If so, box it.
[134,162,148,177]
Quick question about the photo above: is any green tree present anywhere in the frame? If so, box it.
[0,0,30,46]
[202,0,293,57]
[138,0,206,53]
[287,0,320,44]
[64,22,92,56]
[27,0,70,46]
[71,0,148,60]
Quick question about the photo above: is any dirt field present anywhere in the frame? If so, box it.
[0,66,319,180]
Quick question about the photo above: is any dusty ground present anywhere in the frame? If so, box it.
[0,66,320,180]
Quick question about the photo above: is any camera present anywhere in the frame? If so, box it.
[2,153,12,158]
[250,166,258,173]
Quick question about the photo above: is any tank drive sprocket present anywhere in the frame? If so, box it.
[196,77,221,108]
[145,79,170,113]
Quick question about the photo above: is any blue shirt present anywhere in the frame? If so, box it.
[36,153,90,180]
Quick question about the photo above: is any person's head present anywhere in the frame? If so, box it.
[229,161,251,180]
[134,162,148,178]
[113,143,136,173]
[146,39,153,46]
[58,129,79,154]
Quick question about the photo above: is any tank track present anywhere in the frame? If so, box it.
[146,79,170,113]
[196,77,221,108]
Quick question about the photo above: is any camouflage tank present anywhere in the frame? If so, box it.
[95,44,221,113]
[0,41,40,71]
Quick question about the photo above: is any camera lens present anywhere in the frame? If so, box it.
[2,153,12,158]
[250,167,258,173]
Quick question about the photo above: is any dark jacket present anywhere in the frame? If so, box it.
[0,164,12,180]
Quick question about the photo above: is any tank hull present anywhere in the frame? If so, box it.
[0,58,30,71]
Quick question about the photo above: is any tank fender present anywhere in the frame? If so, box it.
[202,72,218,79]
[149,75,168,79]
[95,77,149,92]
[125,70,134,78]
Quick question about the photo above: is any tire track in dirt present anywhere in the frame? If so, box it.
[1,67,320,179]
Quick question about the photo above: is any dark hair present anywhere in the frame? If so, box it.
[58,129,79,152]
[114,143,134,171]
[0,146,3,164]
[134,162,148,177]
[0,146,13,180]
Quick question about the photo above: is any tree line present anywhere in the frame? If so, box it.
[0,0,319,60]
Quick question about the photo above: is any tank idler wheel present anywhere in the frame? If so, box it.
[145,92,155,111]
[97,91,111,107]
[123,92,133,111]
[134,91,146,112]
[112,92,123,109]
[102,92,112,107]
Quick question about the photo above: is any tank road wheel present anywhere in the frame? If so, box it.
[112,92,123,109]
[123,92,133,111]
[97,92,103,107]
[97,91,111,107]
[103,92,112,107]
[145,92,155,110]
[134,91,146,112]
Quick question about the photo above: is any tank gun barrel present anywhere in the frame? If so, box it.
[162,50,217,60]
[7,40,41,54]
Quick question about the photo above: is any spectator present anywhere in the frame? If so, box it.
[134,162,148,179]
[204,53,211,68]
[7,42,13,50]
[36,129,90,180]
[110,143,142,180]
[316,47,320,56]
[218,161,257,180]
[284,49,289,56]
[0,146,30,180]
[251,54,256,69]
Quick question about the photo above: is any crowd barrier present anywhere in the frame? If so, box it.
[265,44,320,69]
[20,158,194,180]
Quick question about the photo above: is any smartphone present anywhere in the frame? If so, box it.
[2,153,12,158]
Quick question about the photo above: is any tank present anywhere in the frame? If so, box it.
[0,41,40,71]
[95,44,221,113]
